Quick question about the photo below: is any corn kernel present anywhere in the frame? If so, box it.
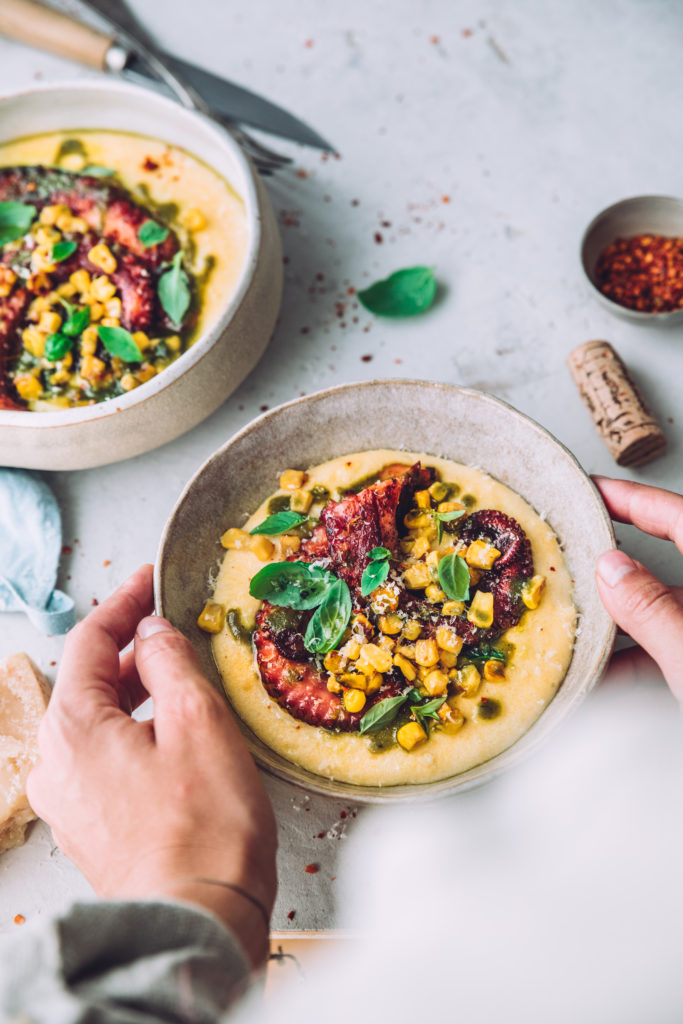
[400,537,415,554]
[423,669,449,696]
[181,207,207,231]
[377,635,395,652]
[351,612,374,637]
[342,688,366,713]
[467,591,494,629]
[415,489,432,509]
[468,566,482,585]
[104,297,123,320]
[396,643,416,660]
[40,204,69,226]
[70,269,91,293]
[465,540,501,570]
[403,510,431,529]
[49,368,70,385]
[22,326,46,357]
[396,721,427,751]
[365,673,383,696]
[341,639,361,660]
[483,659,506,682]
[436,625,464,655]
[442,601,465,617]
[220,527,250,550]
[439,650,458,669]
[425,550,440,568]
[371,584,400,614]
[197,600,225,633]
[378,612,402,635]
[120,374,138,395]
[88,244,117,275]
[80,326,99,356]
[136,364,156,384]
[80,355,107,382]
[35,226,61,246]
[38,311,62,334]
[326,676,342,694]
[522,574,546,610]
[411,536,431,559]
[60,152,85,172]
[31,247,55,273]
[403,563,432,589]
[56,281,77,298]
[56,213,75,232]
[90,275,117,301]
[248,535,274,561]
[166,334,182,352]
[280,469,306,490]
[99,316,120,328]
[280,534,301,557]
[438,500,465,514]
[429,481,450,502]
[324,651,344,673]
[415,638,439,667]
[456,664,481,698]
[358,643,393,674]
[393,653,417,681]
[290,489,312,513]
[402,619,422,641]
[60,351,73,370]
[425,584,446,603]
[88,302,104,322]
[438,703,465,732]
[26,272,51,294]
[14,374,42,401]
[0,267,17,298]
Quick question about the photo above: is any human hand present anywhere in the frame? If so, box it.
[27,565,277,968]
[594,477,683,700]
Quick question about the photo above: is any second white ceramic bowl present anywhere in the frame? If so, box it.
[0,80,283,470]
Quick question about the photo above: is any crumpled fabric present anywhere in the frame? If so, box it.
[0,468,75,634]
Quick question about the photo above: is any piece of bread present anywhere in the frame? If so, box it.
[0,653,51,854]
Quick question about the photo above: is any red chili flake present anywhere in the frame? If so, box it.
[300,326,310,334]
[549,566,556,572]
[13,914,25,925]
[340,810,347,819]
[49,660,56,666]
[462,27,473,37]
[305,863,319,874]
[296,168,308,179]
[442,195,451,204]
[429,34,440,44]
[374,232,383,244]
[381,220,392,228]
[260,405,269,412]
[316,272,325,281]
[351,198,360,207]
[595,234,683,312]
[347,286,356,295]
[142,157,159,171]
[304,38,314,48]
[92,598,99,606]
[316,831,326,838]
[287,910,296,920]
[361,354,373,362]
[103,559,111,567]
[61,545,72,556]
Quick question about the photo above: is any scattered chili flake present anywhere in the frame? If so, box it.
[340,810,347,818]
[260,405,269,412]
[462,27,473,37]
[50,660,56,667]
[287,910,296,921]
[61,545,72,556]
[92,598,99,606]
[316,272,325,281]
[374,232,383,244]
[305,863,319,874]
[351,198,360,207]
[296,168,308,179]
[347,286,356,295]
[316,831,326,838]
[304,38,314,48]
[549,566,556,572]
[361,354,373,362]
[429,34,440,44]
[142,157,159,172]
[595,234,683,312]
[13,914,25,925]
[103,559,111,567]
[300,326,310,335]
[442,195,451,204]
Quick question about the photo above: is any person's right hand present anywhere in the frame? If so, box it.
[27,565,277,968]
[593,477,683,700]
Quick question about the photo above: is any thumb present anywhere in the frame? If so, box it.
[134,617,227,748]
[596,550,683,698]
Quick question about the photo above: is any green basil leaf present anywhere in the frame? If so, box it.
[0,201,36,245]
[412,695,447,736]
[368,546,391,562]
[438,553,470,602]
[51,239,77,263]
[359,693,409,735]
[158,250,191,327]
[304,578,352,654]
[82,165,115,178]
[360,557,390,597]
[97,325,143,363]
[249,561,334,610]
[435,507,466,545]
[138,220,170,249]
[44,332,74,362]
[357,266,436,318]
[466,644,506,662]
[59,301,90,337]
[250,511,309,536]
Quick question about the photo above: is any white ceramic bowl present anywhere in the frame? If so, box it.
[0,80,283,470]
[156,380,617,803]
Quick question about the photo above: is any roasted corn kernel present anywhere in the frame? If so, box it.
[280,469,306,490]
[197,600,225,633]
[378,613,403,635]
[465,540,501,570]
[423,669,449,696]
[358,643,393,674]
[456,664,481,698]
[290,488,313,513]
[521,574,546,610]
[220,527,250,550]
[414,489,432,509]
[435,625,464,655]
[88,244,117,275]
[248,535,274,561]
[342,688,367,713]
[467,590,494,629]
[393,653,417,681]
[403,563,432,589]
[401,619,422,641]
[396,721,427,751]
[415,638,439,667]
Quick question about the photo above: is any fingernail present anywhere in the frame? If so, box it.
[596,549,638,588]
[137,616,174,639]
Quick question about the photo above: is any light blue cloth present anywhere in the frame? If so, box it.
[0,468,75,634]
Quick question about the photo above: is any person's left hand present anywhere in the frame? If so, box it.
[28,565,277,968]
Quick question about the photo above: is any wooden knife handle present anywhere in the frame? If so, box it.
[0,0,114,69]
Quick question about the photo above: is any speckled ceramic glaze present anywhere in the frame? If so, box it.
[156,380,616,802]
[0,80,283,470]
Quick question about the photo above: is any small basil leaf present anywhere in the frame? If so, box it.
[0,201,37,245]
[250,511,309,536]
[158,250,191,327]
[82,165,115,177]
[97,325,143,363]
[304,578,352,654]
[412,696,447,736]
[63,305,90,337]
[52,239,77,263]
[249,561,333,610]
[435,507,466,545]
[138,220,170,249]
[44,332,74,362]
[438,553,470,603]
[368,546,391,562]
[360,557,390,597]
[359,693,408,735]
[357,266,436,318]
[467,644,506,662]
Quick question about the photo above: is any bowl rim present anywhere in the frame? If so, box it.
[580,193,683,322]
[155,378,617,803]
[0,77,262,425]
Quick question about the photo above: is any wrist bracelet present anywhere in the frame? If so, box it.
[159,876,271,931]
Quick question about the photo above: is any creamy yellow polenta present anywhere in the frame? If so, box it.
[212,450,576,787]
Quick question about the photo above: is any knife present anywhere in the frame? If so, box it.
[0,0,334,151]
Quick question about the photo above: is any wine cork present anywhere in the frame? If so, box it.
[567,341,666,468]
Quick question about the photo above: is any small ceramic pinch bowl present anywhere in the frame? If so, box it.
[156,380,616,804]
[0,80,282,470]
[581,194,683,325]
